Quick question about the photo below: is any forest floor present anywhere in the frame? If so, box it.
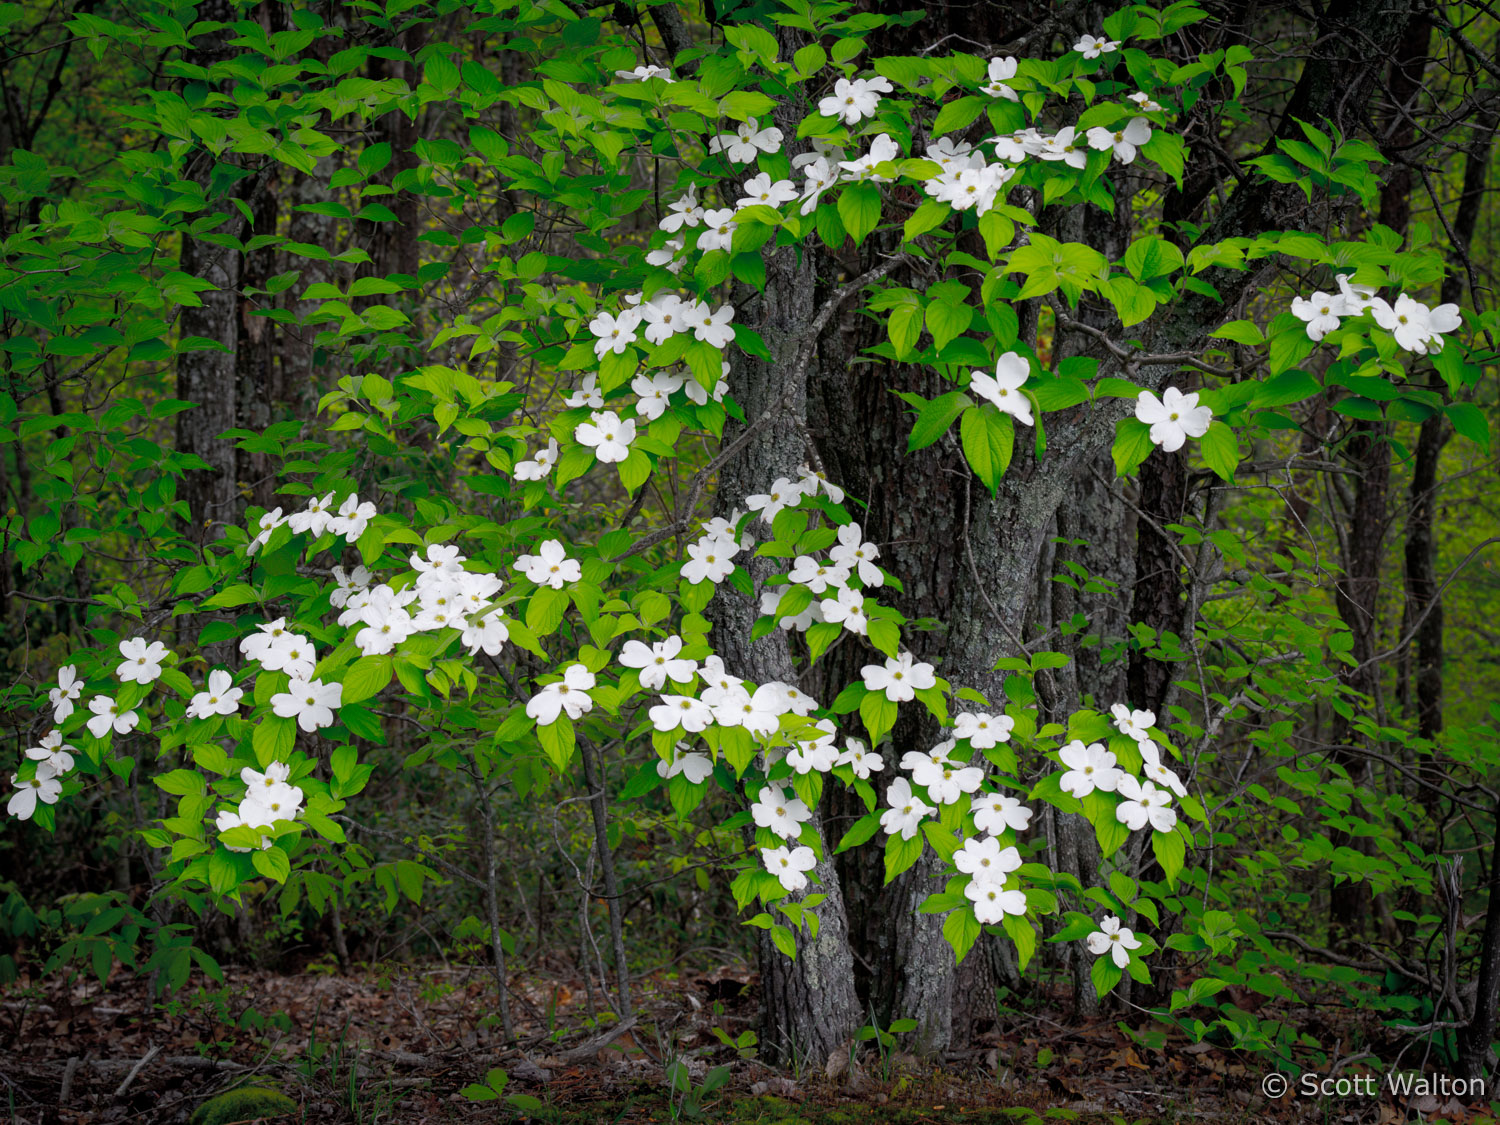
[1,962,1495,1125]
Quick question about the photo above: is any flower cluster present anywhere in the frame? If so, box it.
[1291,275,1461,353]
[217,763,304,851]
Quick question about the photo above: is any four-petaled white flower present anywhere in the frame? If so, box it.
[660,189,703,233]
[818,76,891,124]
[1085,117,1152,163]
[1038,126,1089,169]
[682,535,738,585]
[8,761,62,820]
[736,173,798,210]
[514,439,560,481]
[910,754,984,804]
[1291,290,1349,341]
[829,522,882,586]
[1074,34,1121,58]
[656,743,714,782]
[751,784,810,839]
[1115,775,1178,832]
[640,296,689,346]
[187,669,244,720]
[1139,740,1188,798]
[462,611,510,657]
[799,157,839,215]
[575,410,637,463]
[619,635,696,690]
[633,371,683,419]
[330,494,378,540]
[565,373,604,409]
[954,710,1014,748]
[649,693,714,734]
[525,664,596,725]
[86,696,140,739]
[1371,293,1463,354]
[116,637,168,685]
[271,676,343,733]
[954,836,1022,883]
[1087,915,1142,967]
[973,791,1033,835]
[1135,387,1213,452]
[1128,91,1164,112]
[1111,703,1155,741]
[710,121,784,164]
[966,879,1028,923]
[880,777,934,840]
[588,308,641,358]
[248,507,285,554]
[515,539,582,589]
[746,477,805,526]
[1057,740,1123,797]
[615,64,672,82]
[330,565,372,609]
[289,492,338,537]
[697,208,738,253]
[786,718,840,774]
[49,665,82,723]
[838,737,884,779]
[969,352,1033,425]
[820,586,869,635]
[691,303,736,349]
[981,55,1019,100]
[788,555,850,594]
[26,731,75,775]
[861,652,936,703]
[711,684,785,736]
[1335,273,1378,314]
[763,844,817,892]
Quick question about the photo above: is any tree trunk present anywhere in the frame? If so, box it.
[709,167,861,1068]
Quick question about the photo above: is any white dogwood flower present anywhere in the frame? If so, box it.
[116,637,168,685]
[1057,740,1123,798]
[515,539,581,589]
[1115,775,1178,832]
[969,352,1033,426]
[187,670,244,720]
[49,665,82,723]
[973,791,1033,835]
[619,635,696,690]
[954,836,1022,884]
[271,676,342,733]
[763,844,817,892]
[880,777,934,840]
[861,652,936,703]
[574,410,637,463]
[1135,387,1213,453]
[525,664,596,724]
[514,439,560,481]
[1087,915,1141,967]
[751,784,811,839]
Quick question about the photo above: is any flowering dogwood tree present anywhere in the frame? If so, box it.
[4,0,1497,1077]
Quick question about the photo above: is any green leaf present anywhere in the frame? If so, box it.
[837,182,882,246]
[1198,421,1239,481]
[1153,825,1187,889]
[1091,951,1124,998]
[925,299,974,351]
[836,810,884,852]
[943,906,982,963]
[904,199,951,241]
[537,717,575,773]
[860,690,898,745]
[339,655,391,706]
[251,717,295,768]
[154,769,204,796]
[251,846,291,884]
[884,831,923,883]
[1446,402,1490,446]
[526,586,570,636]
[907,390,970,451]
[1111,417,1154,477]
[959,405,1013,493]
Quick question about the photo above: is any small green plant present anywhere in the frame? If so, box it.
[665,1060,731,1121]
[852,1012,919,1082]
[709,1025,759,1059]
[460,1067,548,1115]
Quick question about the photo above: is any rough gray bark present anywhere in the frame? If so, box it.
[708,197,861,1070]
